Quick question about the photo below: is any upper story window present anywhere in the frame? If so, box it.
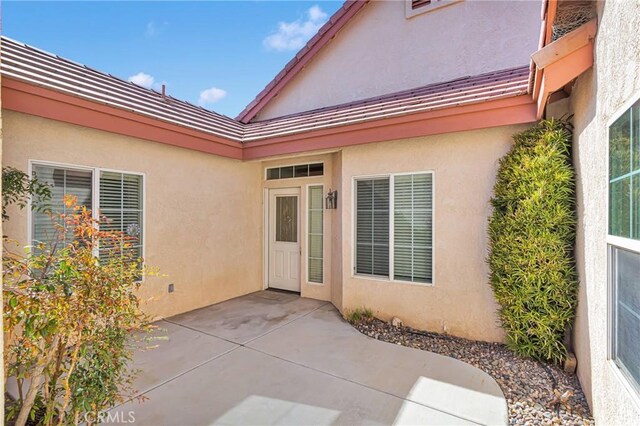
[608,98,640,396]
[266,163,323,180]
[411,0,433,9]
[406,0,462,19]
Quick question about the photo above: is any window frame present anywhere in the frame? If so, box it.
[264,161,325,181]
[352,171,435,286]
[306,184,325,285]
[27,160,146,272]
[606,92,640,403]
[405,0,462,20]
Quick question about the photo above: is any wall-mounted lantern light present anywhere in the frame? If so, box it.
[325,189,338,210]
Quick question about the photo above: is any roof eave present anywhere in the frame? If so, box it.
[531,18,597,119]
[242,94,537,160]
[3,75,536,161]
[2,77,244,159]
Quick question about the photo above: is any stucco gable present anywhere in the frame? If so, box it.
[250,0,542,121]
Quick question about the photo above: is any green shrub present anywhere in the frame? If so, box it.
[346,307,373,324]
[2,166,52,221]
[488,119,578,364]
[4,196,155,426]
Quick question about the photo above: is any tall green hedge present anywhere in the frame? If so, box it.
[488,119,578,363]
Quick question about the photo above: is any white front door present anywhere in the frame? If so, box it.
[268,188,301,292]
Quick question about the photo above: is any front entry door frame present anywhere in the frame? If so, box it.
[266,187,301,292]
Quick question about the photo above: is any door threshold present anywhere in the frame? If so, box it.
[266,288,301,296]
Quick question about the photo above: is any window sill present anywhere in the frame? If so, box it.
[607,360,640,411]
[607,235,640,254]
[351,274,434,287]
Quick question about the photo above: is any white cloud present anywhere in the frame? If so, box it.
[128,72,155,89]
[307,5,327,22]
[198,87,227,106]
[145,20,168,38]
[263,5,329,52]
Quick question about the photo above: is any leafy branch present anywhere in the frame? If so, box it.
[2,166,52,221]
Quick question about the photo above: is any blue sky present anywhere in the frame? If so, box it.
[2,1,344,117]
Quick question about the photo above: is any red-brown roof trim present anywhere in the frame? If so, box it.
[531,19,596,119]
[2,65,535,161]
[3,77,244,159]
[1,36,244,140]
[1,36,536,162]
[243,66,531,141]
[243,94,537,160]
[235,0,370,123]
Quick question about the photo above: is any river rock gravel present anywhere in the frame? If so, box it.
[352,318,594,425]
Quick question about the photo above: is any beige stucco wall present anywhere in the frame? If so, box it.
[336,124,527,342]
[569,0,640,423]
[2,109,529,345]
[2,110,264,320]
[256,0,541,120]
[331,151,344,311]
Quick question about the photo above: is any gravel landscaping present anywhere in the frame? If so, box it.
[352,318,594,425]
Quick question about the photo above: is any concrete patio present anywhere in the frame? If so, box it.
[113,291,508,425]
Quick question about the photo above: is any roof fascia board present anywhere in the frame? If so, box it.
[532,19,596,119]
[242,95,537,160]
[2,77,244,159]
[3,77,537,162]
[531,0,558,101]
[532,18,597,69]
[543,0,558,46]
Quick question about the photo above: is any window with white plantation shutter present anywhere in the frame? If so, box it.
[31,163,145,270]
[308,185,324,283]
[394,174,433,283]
[354,173,434,283]
[32,165,93,246]
[99,171,144,263]
[355,178,390,277]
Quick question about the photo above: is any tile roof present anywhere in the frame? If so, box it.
[0,36,245,141]
[242,66,531,142]
[1,36,531,145]
[236,0,370,123]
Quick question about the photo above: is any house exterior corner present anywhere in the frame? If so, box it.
[563,0,640,422]
[1,110,265,320]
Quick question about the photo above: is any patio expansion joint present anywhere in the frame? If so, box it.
[112,342,242,410]
[162,300,331,347]
[242,301,331,345]
[243,344,485,426]
[117,303,488,425]
[119,302,332,405]
[161,318,240,346]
